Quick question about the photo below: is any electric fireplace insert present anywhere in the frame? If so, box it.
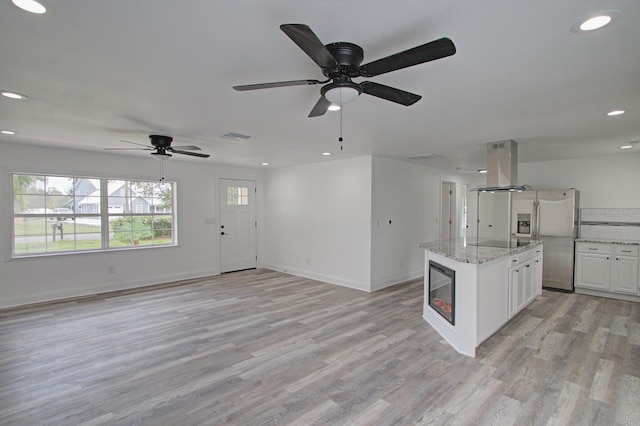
[428,261,455,325]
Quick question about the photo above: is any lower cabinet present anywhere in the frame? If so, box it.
[508,249,540,319]
[611,253,639,294]
[575,242,639,300]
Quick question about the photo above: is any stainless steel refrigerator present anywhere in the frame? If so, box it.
[511,189,579,292]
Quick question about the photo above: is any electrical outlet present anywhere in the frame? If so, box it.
[108,265,115,274]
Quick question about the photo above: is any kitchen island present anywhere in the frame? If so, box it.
[419,239,543,357]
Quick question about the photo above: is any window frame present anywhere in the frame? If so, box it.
[10,173,177,258]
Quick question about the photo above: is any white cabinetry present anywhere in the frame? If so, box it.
[508,247,542,319]
[575,242,639,301]
[611,246,639,294]
[509,246,542,318]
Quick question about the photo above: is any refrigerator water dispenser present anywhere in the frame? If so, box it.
[516,213,531,236]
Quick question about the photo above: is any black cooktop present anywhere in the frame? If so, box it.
[471,239,531,248]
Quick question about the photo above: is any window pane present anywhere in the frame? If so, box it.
[74,218,103,250]
[227,186,249,206]
[46,219,73,252]
[79,196,101,214]
[13,175,44,195]
[12,174,174,257]
[150,182,173,212]
[14,194,45,214]
[13,217,47,255]
[109,216,132,247]
[227,187,237,205]
[152,216,173,244]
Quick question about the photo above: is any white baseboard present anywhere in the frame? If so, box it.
[260,262,371,292]
[370,270,423,291]
[260,263,423,293]
[0,268,221,310]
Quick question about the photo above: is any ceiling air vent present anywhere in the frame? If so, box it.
[407,154,444,161]
[220,132,251,141]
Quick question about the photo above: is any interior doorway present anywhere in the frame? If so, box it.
[219,179,257,273]
[440,181,456,240]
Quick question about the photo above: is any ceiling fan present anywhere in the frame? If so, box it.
[233,24,456,117]
[105,135,210,158]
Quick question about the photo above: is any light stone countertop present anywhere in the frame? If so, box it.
[418,239,543,264]
[575,238,640,245]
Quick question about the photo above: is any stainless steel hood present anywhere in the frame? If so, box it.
[474,140,533,192]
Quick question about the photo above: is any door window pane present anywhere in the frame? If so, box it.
[227,186,249,206]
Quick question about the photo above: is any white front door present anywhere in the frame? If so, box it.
[219,179,257,273]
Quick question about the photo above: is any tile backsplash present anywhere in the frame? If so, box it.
[580,208,640,240]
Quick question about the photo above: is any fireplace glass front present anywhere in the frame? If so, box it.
[428,261,455,325]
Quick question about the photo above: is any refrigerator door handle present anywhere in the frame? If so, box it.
[533,200,540,239]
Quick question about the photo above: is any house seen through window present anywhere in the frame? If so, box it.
[11,174,176,257]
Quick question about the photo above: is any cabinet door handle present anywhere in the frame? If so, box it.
[535,260,540,263]
[606,257,609,260]
[526,264,531,268]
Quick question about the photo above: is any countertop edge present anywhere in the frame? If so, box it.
[418,240,543,264]
[575,238,640,245]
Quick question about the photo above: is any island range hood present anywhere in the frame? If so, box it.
[474,140,533,192]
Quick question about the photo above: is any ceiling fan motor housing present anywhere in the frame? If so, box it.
[324,42,364,77]
[149,134,173,148]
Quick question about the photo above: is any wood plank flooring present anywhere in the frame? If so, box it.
[0,269,638,425]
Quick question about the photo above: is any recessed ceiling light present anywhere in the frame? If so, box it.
[1,130,17,135]
[607,109,625,116]
[261,162,269,166]
[1,91,27,100]
[478,169,487,174]
[12,0,47,14]
[571,11,620,33]
[580,15,611,30]
[322,152,331,156]
[327,105,341,112]
[619,141,638,149]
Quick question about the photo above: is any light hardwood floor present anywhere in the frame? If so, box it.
[1,269,639,425]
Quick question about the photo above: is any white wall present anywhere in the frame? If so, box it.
[262,156,373,291]
[0,141,263,309]
[370,157,447,290]
[263,155,474,292]
[518,152,640,208]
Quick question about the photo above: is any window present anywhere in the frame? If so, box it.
[227,186,249,206]
[11,174,176,257]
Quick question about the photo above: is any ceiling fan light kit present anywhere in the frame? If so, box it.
[322,83,361,105]
[233,23,456,117]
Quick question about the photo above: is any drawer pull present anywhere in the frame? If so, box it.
[588,248,598,250]
[621,250,632,253]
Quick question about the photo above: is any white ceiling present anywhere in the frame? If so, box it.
[1,0,639,174]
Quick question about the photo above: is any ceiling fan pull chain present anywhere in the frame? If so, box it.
[159,158,165,181]
[339,90,343,150]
